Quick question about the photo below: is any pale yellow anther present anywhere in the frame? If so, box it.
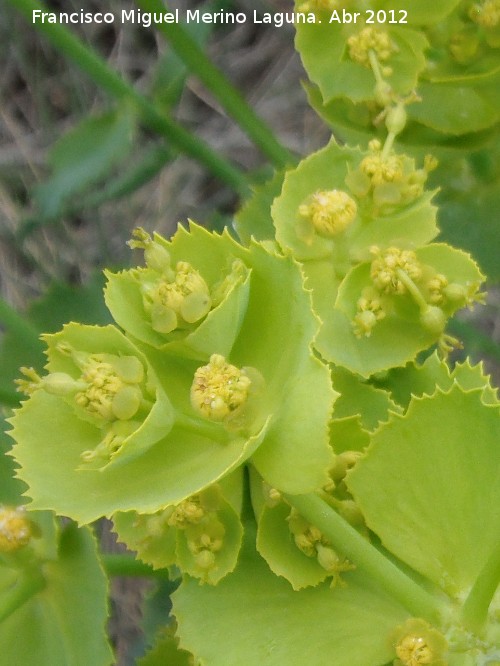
[143,261,212,334]
[262,481,282,507]
[370,247,422,295]
[75,355,143,423]
[348,27,396,68]
[392,618,447,666]
[470,0,500,27]
[352,290,386,338]
[186,519,225,571]
[167,497,205,529]
[361,152,405,186]
[190,354,252,422]
[0,505,34,553]
[299,189,357,238]
[427,274,448,305]
[396,636,433,665]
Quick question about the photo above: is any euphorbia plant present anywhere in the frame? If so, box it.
[2,1,500,664]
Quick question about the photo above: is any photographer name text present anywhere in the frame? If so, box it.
[32,8,409,29]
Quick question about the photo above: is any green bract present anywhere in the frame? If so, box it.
[317,243,484,376]
[173,386,500,665]
[295,6,429,103]
[105,224,252,361]
[9,227,335,522]
[113,474,244,585]
[272,139,438,264]
[0,439,112,666]
[173,523,410,666]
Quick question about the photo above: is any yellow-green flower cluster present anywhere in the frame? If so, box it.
[129,228,213,335]
[345,141,437,210]
[392,618,447,666]
[352,288,387,338]
[347,27,396,69]
[0,505,35,553]
[370,247,422,295]
[190,354,252,423]
[470,0,500,28]
[299,189,357,238]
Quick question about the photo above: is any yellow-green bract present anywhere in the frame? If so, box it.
[9,224,335,524]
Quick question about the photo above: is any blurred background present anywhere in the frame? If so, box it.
[0,0,329,307]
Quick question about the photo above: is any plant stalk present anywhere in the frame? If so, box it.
[7,0,250,195]
[461,540,500,634]
[0,569,46,623]
[286,492,444,623]
[136,0,296,169]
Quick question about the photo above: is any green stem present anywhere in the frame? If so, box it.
[381,131,396,160]
[101,554,169,579]
[175,411,230,444]
[286,493,444,623]
[0,569,46,623]
[7,0,249,195]
[136,0,295,169]
[396,269,428,311]
[461,540,500,634]
[368,50,386,88]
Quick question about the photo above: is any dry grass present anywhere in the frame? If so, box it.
[0,0,328,309]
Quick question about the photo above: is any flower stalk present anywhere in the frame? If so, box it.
[0,568,46,623]
[285,492,445,623]
[461,539,500,634]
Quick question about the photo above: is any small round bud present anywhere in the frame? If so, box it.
[385,104,407,136]
[420,306,446,335]
[42,372,84,396]
[444,283,467,304]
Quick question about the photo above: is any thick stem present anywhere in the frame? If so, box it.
[461,540,500,634]
[0,569,46,623]
[7,0,250,195]
[174,411,230,444]
[396,268,428,311]
[286,493,444,623]
[136,0,295,169]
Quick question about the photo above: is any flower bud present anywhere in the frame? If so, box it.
[420,306,446,335]
[385,104,407,136]
[0,505,35,553]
